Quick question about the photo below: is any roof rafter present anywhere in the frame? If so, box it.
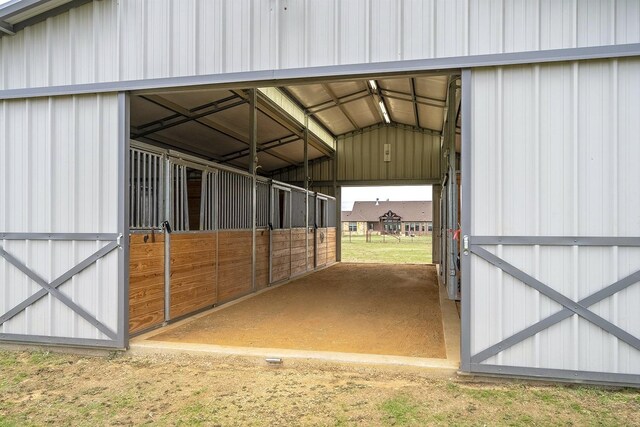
[322,84,361,131]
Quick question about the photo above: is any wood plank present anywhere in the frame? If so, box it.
[129,232,165,334]
[218,231,253,302]
[169,233,216,321]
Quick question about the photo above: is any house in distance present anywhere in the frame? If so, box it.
[342,201,433,236]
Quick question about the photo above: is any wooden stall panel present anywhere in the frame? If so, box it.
[218,231,253,302]
[129,233,165,334]
[291,228,307,277]
[256,229,270,290]
[170,233,217,319]
[270,229,291,283]
[307,229,315,270]
[326,227,337,264]
[316,228,328,268]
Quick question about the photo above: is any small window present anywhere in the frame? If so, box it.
[273,188,290,229]
[318,199,327,227]
[428,222,433,232]
[349,222,357,232]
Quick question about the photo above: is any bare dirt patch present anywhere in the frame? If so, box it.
[148,263,445,358]
[1,350,639,426]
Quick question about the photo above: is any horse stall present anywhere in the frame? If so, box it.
[128,142,337,335]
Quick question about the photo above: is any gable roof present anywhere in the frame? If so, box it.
[341,201,432,222]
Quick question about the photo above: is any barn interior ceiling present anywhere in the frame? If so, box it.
[129,74,461,174]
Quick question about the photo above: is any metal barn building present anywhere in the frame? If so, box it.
[1,0,639,386]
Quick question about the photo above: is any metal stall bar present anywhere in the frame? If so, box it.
[250,88,258,292]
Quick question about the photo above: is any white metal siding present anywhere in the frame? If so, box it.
[1,0,640,90]
[0,94,120,341]
[469,58,640,375]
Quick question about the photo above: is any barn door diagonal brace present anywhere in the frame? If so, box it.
[0,242,120,340]
[470,245,640,362]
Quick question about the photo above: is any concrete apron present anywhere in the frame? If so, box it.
[129,264,461,375]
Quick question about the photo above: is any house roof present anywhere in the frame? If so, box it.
[341,201,432,222]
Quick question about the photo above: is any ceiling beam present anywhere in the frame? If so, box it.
[140,94,249,144]
[322,84,361,131]
[410,78,420,127]
[221,134,301,163]
[379,88,446,108]
[306,89,370,114]
[137,134,227,163]
[132,95,246,138]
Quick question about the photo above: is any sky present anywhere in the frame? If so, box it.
[341,186,432,211]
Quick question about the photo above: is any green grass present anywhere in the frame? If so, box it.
[341,234,432,264]
[380,395,422,426]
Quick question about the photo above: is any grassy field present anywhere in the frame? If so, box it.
[0,350,638,426]
[341,234,432,264]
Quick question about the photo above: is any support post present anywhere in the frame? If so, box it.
[432,184,441,264]
[336,185,342,262]
[117,92,130,348]
[332,140,340,262]
[446,77,459,300]
[304,113,309,271]
[249,89,258,292]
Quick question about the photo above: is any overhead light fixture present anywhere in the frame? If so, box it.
[379,100,391,124]
[368,80,378,91]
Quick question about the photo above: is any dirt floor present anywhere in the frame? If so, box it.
[148,263,446,358]
[1,350,639,426]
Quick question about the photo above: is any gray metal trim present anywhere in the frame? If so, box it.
[0,245,118,340]
[1,44,639,100]
[117,92,130,349]
[469,363,640,388]
[0,0,51,21]
[0,233,119,241]
[470,236,640,246]
[472,268,640,363]
[0,20,15,35]
[460,68,472,373]
[1,0,92,36]
[0,241,119,326]
[0,333,123,349]
[471,245,640,353]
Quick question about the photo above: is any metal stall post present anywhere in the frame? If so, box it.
[249,89,258,292]
[163,148,172,323]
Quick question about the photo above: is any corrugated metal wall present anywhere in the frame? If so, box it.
[1,0,640,90]
[337,126,441,183]
[0,94,121,343]
[468,58,640,377]
[271,126,440,185]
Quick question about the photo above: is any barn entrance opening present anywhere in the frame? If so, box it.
[126,71,461,365]
[341,185,434,264]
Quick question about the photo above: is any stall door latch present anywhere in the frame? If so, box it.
[463,235,469,255]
